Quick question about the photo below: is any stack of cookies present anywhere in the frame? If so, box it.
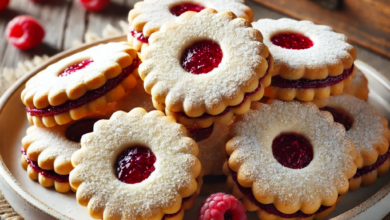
[18,0,390,219]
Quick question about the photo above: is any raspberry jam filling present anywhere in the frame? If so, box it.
[271,33,313,50]
[228,166,331,218]
[65,119,100,142]
[21,148,69,183]
[272,133,313,169]
[58,59,93,77]
[353,149,390,179]
[187,124,214,142]
[27,57,140,117]
[320,107,353,131]
[115,146,156,184]
[271,65,354,89]
[129,28,149,43]
[170,3,205,16]
[181,40,223,75]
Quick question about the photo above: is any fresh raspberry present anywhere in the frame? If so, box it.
[199,193,247,220]
[0,0,10,10]
[78,0,110,11]
[6,15,45,50]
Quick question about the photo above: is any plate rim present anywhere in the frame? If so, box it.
[0,35,389,220]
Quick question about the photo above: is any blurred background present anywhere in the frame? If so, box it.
[0,0,389,93]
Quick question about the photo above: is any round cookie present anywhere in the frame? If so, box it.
[114,78,155,112]
[21,117,103,193]
[22,42,138,127]
[140,9,273,128]
[343,67,369,100]
[128,0,253,51]
[252,18,357,101]
[69,109,202,220]
[317,94,390,190]
[224,100,358,219]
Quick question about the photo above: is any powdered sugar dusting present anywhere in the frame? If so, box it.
[140,10,268,115]
[197,123,230,175]
[22,125,81,174]
[252,18,355,79]
[70,109,200,219]
[129,0,252,36]
[321,94,389,155]
[229,101,356,205]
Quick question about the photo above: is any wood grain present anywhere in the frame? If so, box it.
[251,0,390,58]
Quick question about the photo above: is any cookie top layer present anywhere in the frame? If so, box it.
[252,18,357,80]
[128,0,253,37]
[21,42,137,109]
[226,100,357,214]
[70,109,201,220]
[140,9,270,117]
[318,94,390,167]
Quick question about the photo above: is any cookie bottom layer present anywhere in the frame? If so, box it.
[163,67,273,128]
[226,173,340,220]
[265,66,355,101]
[21,154,72,193]
[128,33,149,52]
[349,153,390,190]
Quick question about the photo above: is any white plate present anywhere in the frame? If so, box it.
[0,37,390,220]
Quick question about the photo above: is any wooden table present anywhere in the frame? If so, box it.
[0,0,389,80]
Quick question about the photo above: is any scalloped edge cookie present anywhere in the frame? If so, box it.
[70,108,201,220]
[140,9,271,117]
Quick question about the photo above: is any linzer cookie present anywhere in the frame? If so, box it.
[69,109,202,220]
[343,68,369,100]
[21,118,101,193]
[21,42,138,127]
[114,78,155,112]
[224,101,358,220]
[252,18,357,101]
[317,94,390,190]
[140,9,273,128]
[128,0,253,51]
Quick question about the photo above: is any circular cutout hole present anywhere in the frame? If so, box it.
[58,59,93,77]
[320,107,354,131]
[272,132,313,169]
[115,146,156,184]
[170,2,205,16]
[181,40,223,75]
[65,119,99,143]
[271,33,313,50]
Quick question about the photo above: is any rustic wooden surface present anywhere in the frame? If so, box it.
[0,0,389,81]
[252,0,390,59]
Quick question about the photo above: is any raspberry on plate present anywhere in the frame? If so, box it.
[0,0,10,10]
[199,193,247,220]
[78,0,110,11]
[6,15,45,50]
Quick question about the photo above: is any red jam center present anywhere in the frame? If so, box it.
[58,59,93,77]
[187,124,214,142]
[181,40,223,75]
[320,107,353,131]
[271,33,313,50]
[170,3,205,16]
[130,28,149,43]
[272,133,313,169]
[115,146,156,184]
[65,119,99,143]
